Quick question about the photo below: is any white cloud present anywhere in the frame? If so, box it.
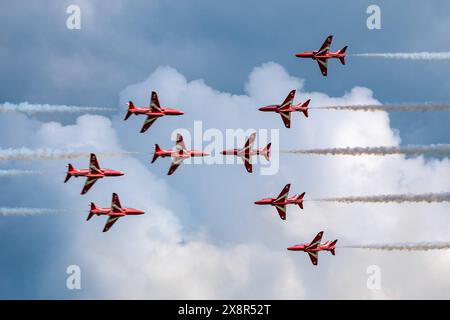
[6,62,450,299]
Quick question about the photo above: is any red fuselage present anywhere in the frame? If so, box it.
[287,242,336,253]
[128,105,184,117]
[295,50,345,60]
[90,206,145,217]
[155,148,208,159]
[220,148,267,157]
[258,103,308,114]
[68,168,124,178]
[254,195,304,207]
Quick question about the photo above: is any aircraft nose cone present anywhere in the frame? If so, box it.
[287,246,295,251]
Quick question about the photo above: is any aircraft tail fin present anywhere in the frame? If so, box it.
[330,240,338,255]
[338,46,347,65]
[124,101,134,120]
[87,203,97,221]
[151,144,161,163]
[338,46,347,54]
[302,99,310,117]
[64,164,74,183]
[262,143,271,161]
[298,192,305,209]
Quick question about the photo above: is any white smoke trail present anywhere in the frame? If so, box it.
[352,52,450,60]
[0,102,115,115]
[0,169,45,177]
[344,242,450,251]
[283,144,450,156]
[0,207,66,216]
[314,103,450,112]
[311,192,450,204]
[0,148,136,161]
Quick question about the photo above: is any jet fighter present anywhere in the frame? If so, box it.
[287,231,338,266]
[258,90,310,128]
[151,133,209,175]
[254,183,305,220]
[295,35,347,76]
[220,133,271,173]
[88,193,145,232]
[124,91,184,133]
[64,153,124,195]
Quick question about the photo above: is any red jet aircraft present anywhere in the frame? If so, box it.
[88,193,145,232]
[254,183,305,220]
[259,90,310,128]
[64,153,124,195]
[151,133,209,175]
[295,35,347,76]
[124,91,184,133]
[220,133,271,173]
[287,231,338,266]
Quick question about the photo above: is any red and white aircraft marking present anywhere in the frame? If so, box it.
[295,35,347,76]
[220,133,271,173]
[151,134,209,175]
[258,90,310,128]
[64,153,124,195]
[254,183,305,220]
[88,193,145,232]
[125,91,184,133]
[287,231,338,266]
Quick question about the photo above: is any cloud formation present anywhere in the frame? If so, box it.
[2,63,450,299]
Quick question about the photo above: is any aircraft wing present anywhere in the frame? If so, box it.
[316,58,328,76]
[168,156,184,175]
[140,115,158,133]
[175,133,187,151]
[274,204,286,220]
[103,215,121,232]
[279,111,291,128]
[150,91,162,112]
[240,133,256,173]
[243,133,256,151]
[306,231,324,250]
[243,157,252,173]
[275,183,291,202]
[317,35,332,55]
[111,193,123,212]
[89,153,101,174]
[279,90,295,111]
[307,251,319,266]
[237,154,252,173]
[81,177,100,194]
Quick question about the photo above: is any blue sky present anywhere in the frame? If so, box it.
[1,0,450,299]
[2,1,450,143]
